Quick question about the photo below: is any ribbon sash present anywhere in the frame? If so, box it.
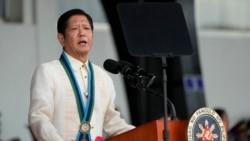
[60,52,95,140]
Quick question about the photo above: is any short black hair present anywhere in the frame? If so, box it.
[57,9,94,36]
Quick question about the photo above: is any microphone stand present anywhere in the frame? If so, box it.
[161,57,169,141]
[144,89,177,120]
[117,57,171,141]
[131,57,171,141]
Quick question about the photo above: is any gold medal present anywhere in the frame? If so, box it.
[79,121,91,134]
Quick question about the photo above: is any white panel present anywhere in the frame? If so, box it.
[195,0,250,30]
[36,0,61,63]
[198,30,250,129]
[0,25,36,141]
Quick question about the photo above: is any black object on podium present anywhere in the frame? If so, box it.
[117,2,193,141]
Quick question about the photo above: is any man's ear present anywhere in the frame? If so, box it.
[57,33,65,46]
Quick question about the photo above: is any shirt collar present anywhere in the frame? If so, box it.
[64,52,89,71]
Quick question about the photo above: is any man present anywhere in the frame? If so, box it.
[28,9,134,141]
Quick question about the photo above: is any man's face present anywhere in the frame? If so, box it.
[58,15,93,62]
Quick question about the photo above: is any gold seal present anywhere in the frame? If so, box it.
[80,121,91,134]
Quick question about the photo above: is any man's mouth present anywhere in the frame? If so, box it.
[79,40,87,45]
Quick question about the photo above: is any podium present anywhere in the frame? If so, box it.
[106,119,187,141]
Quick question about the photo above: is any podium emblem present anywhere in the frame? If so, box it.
[187,107,227,141]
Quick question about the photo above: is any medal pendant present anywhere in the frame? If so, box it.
[80,121,91,134]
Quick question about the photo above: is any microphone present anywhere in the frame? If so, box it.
[104,59,176,119]
[103,59,133,75]
[103,59,156,90]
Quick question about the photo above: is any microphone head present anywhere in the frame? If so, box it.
[118,60,134,75]
[103,59,121,74]
[118,60,134,67]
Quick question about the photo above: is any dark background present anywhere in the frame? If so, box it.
[100,0,205,126]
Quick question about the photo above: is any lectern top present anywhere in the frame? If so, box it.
[117,2,193,57]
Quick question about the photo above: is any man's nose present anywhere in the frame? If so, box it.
[79,28,86,36]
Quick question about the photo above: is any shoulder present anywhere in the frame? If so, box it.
[36,59,61,69]
[39,59,61,68]
[33,60,62,76]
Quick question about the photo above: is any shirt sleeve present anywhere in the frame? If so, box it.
[102,72,135,137]
[28,64,64,141]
